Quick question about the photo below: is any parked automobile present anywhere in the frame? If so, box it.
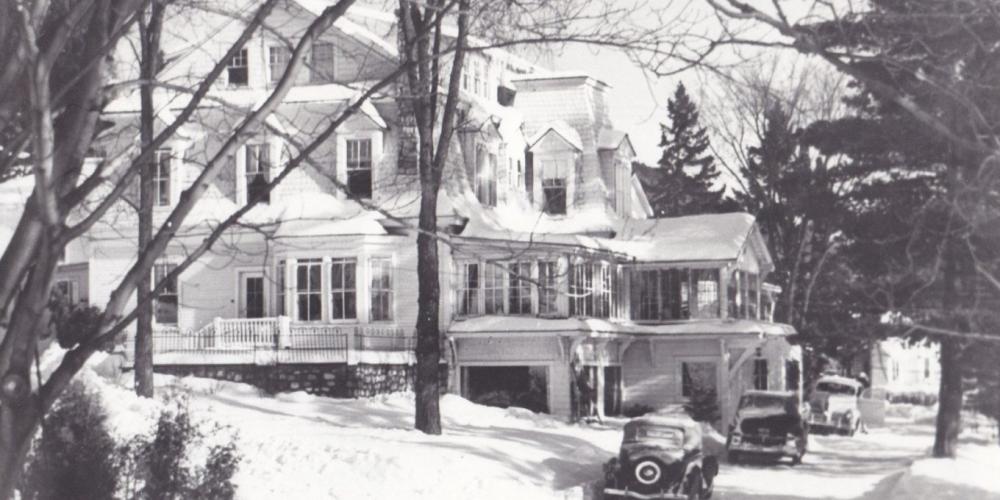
[808,375,864,436]
[726,390,808,465]
[603,415,718,500]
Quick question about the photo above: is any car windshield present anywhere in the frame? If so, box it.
[816,382,857,395]
[739,394,788,410]
[627,426,684,447]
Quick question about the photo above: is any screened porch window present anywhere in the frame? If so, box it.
[483,261,504,314]
[458,262,480,316]
[537,260,559,315]
[630,268,695,321]
[508,261,532,315]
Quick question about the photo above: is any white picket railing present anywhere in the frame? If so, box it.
[124,317,412,365]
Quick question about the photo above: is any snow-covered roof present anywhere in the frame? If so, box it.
[526,120,583,151]
[607,213,762,264]
[511,71,610,89]
[447,316,796,337]
[293,0,399,57]
[597,128,634,155]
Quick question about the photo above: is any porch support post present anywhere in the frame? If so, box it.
[719,338,730,427]
[346,326,357,365]
[596,339,611,419]
[278,316,291,348]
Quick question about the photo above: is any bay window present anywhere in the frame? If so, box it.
[296,259,322,321]
[369,258,393,321]
[330,258,357,320]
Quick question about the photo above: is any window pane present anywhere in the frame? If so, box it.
[484,262,504,314]
[269,46,290,83]
[227,48,248,86]
[370,258,392,321]
[695,269,719,318]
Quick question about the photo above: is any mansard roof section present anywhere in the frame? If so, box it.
[526,120,583,152]
[607,212,774,270]
[597,128,635,156]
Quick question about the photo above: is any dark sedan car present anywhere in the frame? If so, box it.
[604,415,718,500]
[726,390,808,465]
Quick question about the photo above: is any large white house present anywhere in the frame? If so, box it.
[42,0,801,424]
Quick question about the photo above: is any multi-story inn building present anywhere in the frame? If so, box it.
[36,1,801,424]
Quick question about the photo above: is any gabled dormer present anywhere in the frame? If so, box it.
[526,121,582,216]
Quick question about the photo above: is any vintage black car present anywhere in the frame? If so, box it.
[726,390,808,465]
[604,415,718,500]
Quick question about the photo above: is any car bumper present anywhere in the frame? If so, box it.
[728,441,800,456]
[603,488,689,500]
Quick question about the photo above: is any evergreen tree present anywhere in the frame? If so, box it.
[641,82,729,217]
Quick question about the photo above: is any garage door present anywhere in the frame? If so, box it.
[461,365,549,414]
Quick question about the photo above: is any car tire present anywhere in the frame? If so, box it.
[686,469,704,500]
[791,453,803,466]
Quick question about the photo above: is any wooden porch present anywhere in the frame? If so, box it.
[123,317,416,366]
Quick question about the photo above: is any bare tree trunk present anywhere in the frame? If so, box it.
[134,1,166,398]
[414,180,442,434]
[934,337,963,457]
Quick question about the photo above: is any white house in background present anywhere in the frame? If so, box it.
[38,0,801,423]
[869,338,940,393]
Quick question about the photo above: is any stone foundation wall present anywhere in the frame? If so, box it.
[153,363,444,398]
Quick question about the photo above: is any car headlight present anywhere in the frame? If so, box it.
[731,434,742,445]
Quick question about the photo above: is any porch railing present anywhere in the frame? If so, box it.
[122,317,413,365]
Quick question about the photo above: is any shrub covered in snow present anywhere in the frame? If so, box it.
[20,372,240,500]
[21,381,123,500]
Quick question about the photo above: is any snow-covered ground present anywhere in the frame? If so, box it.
[76,365,1000,500]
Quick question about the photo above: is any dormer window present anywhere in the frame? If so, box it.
[227,48,249,86]
[539,157,570,215]
[153,148,172,206]
[245,144,271,204]
[346,138,372,198]
[268,45,290,84]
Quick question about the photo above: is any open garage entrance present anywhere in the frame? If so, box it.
[461,365,549,414]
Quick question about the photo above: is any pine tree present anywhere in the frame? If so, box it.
[643,82,728,217]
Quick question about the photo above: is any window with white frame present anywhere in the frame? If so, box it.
[508,261,532,315]
[369,258,393,321]
[245,143,271,203]
[537,260,559,315]
[483,261,504,314]
[311,42,335,83]
[269,45,290,84]
[330,258,357,320]
[593,263,612,318]
[152,262,178,324]
[753,359,768,390]
[296,259,322,321]
[569,263,594,317]
[458,262,480,316]
[346,138,373,198]
[276,260,286,316]
[540,157,570,215]
[694,269,720,318]
[153,149,172,206]
[227,47,249,86]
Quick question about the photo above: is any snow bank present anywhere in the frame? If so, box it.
[886,444,1000,500]
[156,375,621,499]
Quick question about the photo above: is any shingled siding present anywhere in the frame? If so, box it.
[154,363,447,398]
